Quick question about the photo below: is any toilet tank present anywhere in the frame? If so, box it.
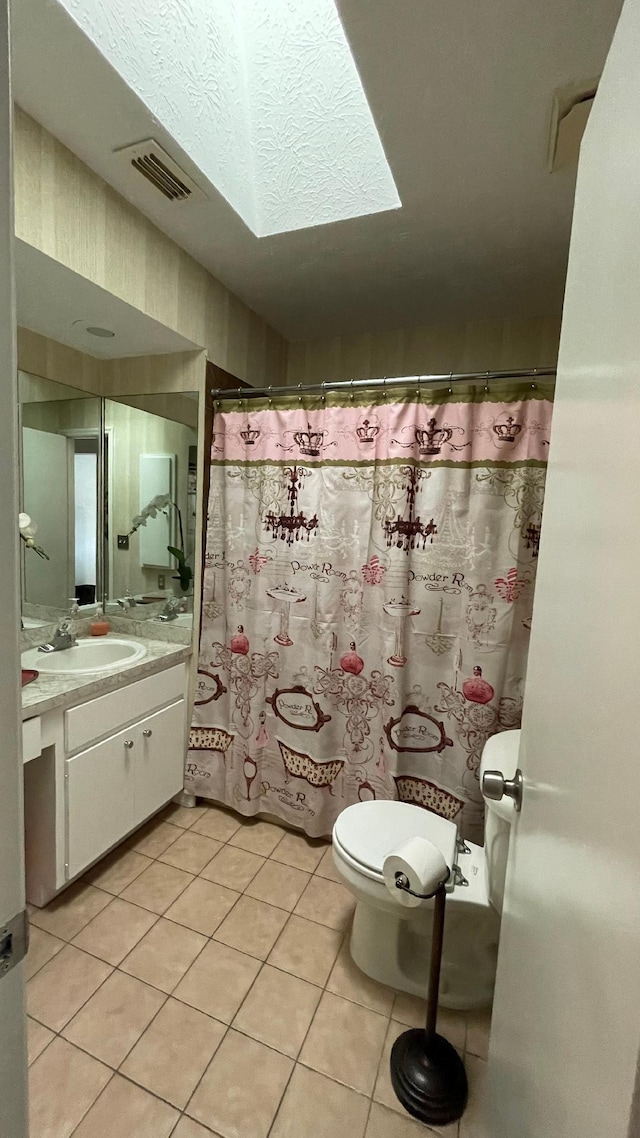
[480,729,521,913]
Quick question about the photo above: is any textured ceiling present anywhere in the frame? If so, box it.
[55,0,400,236]
[10,0,624,340]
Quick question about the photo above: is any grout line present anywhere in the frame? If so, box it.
[34,806,425,1138]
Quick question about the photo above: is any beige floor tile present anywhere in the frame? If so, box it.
[465,1007,491,1060]
[245,861,310,911]
[270,1064,370,1138]
[268,915,342,985]
[459,1055,488,1137]
[128,818,184,858]
[158,830,223,874]
[199,844,265,891]
[24,925,65,980]
[120,861,195,914]
[171,1116,219,1137]
[233,963,321,1058]
[120,917,207,994]
[213,896,288,960]
[121,997,226,1109]
[174,939,261,1023]
[28,1037,111,1138]
[27,1017,54,1064]
[392,994,467,1052]
[29,882,111,941]
[294,876,355,931]
[300,990,387,1095]
[27,944,112,1032]
[186,1029,293,1138]
[62,970,165,1067]
[270,830,327,872]
[327,941,395,1016]
[373,1019,459,1133]
[366,1101,439,1137]
[73,1073,179,1138]
[84,847,153,895]
[165,877,240,936]
[228,818,285,856]
[191,805,243,842]
[71,898,158,965]
[314,846,342,882]
[162,802,210,829]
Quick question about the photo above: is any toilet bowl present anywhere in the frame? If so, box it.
[331,730,520,1010]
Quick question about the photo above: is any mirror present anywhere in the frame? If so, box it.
[104,392,198,628]
[19,371,101,621]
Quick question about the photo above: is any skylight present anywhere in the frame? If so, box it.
[57,0,401,236]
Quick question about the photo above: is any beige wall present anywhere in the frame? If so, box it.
[17,327,103,393]
[286,315,561,384]
[105,400,195,600]
[13,108,288,385]
[17,327,207,398]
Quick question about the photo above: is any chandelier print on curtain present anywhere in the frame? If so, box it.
[187,380,554,843]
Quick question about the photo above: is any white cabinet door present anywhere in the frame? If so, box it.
[66,726,137,878]
[134,699,186,823]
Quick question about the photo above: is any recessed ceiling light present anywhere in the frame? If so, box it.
[86,326,115,338]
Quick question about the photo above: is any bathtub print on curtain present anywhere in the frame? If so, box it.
[187,380,553,843]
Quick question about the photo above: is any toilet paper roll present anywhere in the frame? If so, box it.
[383,836,449,908]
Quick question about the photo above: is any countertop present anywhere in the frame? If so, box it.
[22,634,192,720]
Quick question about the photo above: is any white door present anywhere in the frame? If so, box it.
[487,2,640,1135]
[0,0,29,1133]
[66,728,137,879]
[134,700,186,821]
[22,426,72,607]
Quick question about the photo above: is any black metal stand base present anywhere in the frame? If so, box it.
[390,1028,468,1126]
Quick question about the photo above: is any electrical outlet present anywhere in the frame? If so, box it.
[158,574,166,589]
[117,534,129,550]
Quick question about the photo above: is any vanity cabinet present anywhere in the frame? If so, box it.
[24,660,189,906]
[66,699,185,878]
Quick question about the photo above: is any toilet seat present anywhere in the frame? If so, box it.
[332,800,458,883]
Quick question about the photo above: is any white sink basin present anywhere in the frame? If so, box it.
[22,638,147,675]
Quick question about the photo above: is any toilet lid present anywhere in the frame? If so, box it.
[333,800,457,877]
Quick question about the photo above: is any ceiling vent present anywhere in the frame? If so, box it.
[548,80,598,172]
[115,140,205,201]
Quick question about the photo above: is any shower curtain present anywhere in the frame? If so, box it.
[187,379,553,843]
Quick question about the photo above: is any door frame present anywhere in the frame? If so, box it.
[0,0,29,1132]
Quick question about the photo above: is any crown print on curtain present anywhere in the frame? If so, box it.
[188,379,554,842]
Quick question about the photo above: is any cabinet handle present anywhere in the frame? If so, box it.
[143,729,153,738]
[124,739,134,749]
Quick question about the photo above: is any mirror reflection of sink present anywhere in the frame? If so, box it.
[21,617,47,629]
[21,638,147,675]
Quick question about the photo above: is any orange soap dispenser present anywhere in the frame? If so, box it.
[90,605,110,637]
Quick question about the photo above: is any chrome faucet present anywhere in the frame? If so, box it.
[38,604,78,653]
[117,591,137,611]
[157,596,181,622]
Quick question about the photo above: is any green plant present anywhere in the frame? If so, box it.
[168,545,193,593]
[129,494,193,594]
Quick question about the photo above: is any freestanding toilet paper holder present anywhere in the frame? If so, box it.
[390,870,468,1125]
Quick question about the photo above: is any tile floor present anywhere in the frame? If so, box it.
[26,802,491,1138]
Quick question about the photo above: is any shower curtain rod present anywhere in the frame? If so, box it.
[211,366,556,402]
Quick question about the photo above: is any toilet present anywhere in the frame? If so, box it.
[332,730,520,1010]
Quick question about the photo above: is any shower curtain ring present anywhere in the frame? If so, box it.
[321,381,326,404]
[297,383,303,405]
[350,379,355,402]
[268,386,273,406]
[448,372,453,395]
[484,371,490,394]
